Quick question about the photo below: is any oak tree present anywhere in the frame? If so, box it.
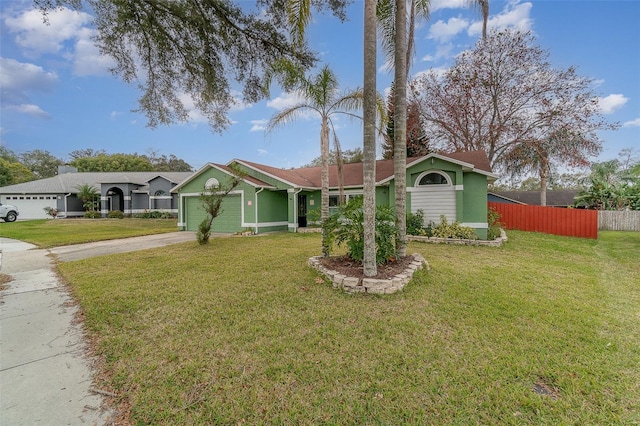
[412,29,616,204]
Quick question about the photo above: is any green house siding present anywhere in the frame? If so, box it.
[257,190,288,232]
[185,194,243,233]
[461,172,489,239]
[177,154,494,239]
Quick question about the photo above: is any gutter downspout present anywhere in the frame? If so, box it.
[254,187,264,234]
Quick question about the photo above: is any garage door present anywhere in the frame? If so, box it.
[185,194,242,233]
[3,195,57,220]
[411,187,456,225]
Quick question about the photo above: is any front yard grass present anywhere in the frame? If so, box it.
[58,231,640,425]
[0,219,178,248]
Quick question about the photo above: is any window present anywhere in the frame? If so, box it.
[418,172,449,186]
[329,195,339,207]
[205,178,219,190]
[154,190,166,196]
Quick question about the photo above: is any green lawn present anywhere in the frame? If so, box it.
[57,231,639,425]
[0,219,178,248]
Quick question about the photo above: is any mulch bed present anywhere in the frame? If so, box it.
[318,255,415,280]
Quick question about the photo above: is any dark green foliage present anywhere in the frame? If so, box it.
[431,215,477,239]
[107,210,125,219]
[407,209,428,236]
[323,198,398,264]
[83,211,102,219]
[75,184,100,211]
[487,208,503,240]
[196,219,211,244]
[132,211,174,219]
[38,0,348,132]
[20,150,63,179]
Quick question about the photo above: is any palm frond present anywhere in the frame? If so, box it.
[266,103,317,133]
[288,0,312,47]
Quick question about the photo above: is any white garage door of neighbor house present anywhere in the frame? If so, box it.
[4,195,58,220]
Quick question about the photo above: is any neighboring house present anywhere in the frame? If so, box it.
[488,190,580,208]
[173,151,498,239]
[0,166,192,220]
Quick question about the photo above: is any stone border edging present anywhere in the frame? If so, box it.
[308,253,430,295]
[407,229,508,247]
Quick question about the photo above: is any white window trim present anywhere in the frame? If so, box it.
[415,170,452,187]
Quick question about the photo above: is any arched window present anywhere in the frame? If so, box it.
[205,178,220,190]
[416,171,451,186]
[154,190,166,196]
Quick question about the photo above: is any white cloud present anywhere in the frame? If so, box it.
[110,111,122,120]
[421,54,436,62]
[177,93,208,124]
[7,103,51,119]
[475,1,533,35]
[430,0,467,13]
[0,57,58,102]
[428,16,469,43]
[597,94,628,114]
[73,27,115,76]
[250,119,268,132]
[623,117,640,127]
[257,149,268,156]
[4,7,92,55]
[5,6,114,77]
[0,57,57,117]
[266,92,306,110]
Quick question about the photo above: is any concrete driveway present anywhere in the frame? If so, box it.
[0,232,196,425]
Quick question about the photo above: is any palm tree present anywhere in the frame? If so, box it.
[378,0,488,257]
[377,0,429,258]
[75,184,100,212]
[266,65,364,257]
[363,0,378,276]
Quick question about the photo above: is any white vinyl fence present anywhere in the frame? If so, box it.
[598,211,640,231]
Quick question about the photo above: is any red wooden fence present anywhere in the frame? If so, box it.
[488,202,598,239]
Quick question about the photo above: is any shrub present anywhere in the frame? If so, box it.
[83,211,102,219]
[43,206,59,219]
[132,210,173,219]
[431,215,477,239]
[323,198,398,265]
[196,218,211,244]
[306,209,321,227]
[407,209,428,236]
[107,210,124,219]
[487,207,503,240]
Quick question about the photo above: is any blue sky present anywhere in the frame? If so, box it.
[1,0,638,173]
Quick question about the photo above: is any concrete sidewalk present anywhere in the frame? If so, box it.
[0,232,197,425]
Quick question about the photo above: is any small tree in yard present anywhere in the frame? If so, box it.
[197,166,245,244]
[76,184,100,212]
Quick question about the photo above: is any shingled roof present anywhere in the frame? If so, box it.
[237,151,495,189]
[0,171,193,194]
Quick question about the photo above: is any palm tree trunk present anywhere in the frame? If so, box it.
[363,0,377,276]
[321,116,331,257]
[394,0,408,258]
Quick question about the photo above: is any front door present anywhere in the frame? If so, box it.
[298,194,307,228]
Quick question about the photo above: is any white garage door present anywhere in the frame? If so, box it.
[3,195,58,220]
[410,187,456,225]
